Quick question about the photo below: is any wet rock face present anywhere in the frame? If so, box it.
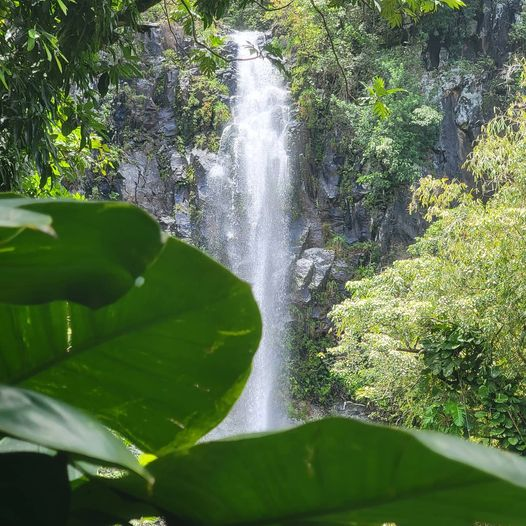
[120,151,164,217]
[454,79,484,131]
[480,0,523,66]
[112,25,198,241]
[170,152,187,182]
[422,0,522,70]
[119,149,193,239]
[424,0,521,182]
[290,218,311,256]
[298,0,520,261]
[304,248,336,290]
[431,72,484,183]
[190,148,218,180]
[293,258,315,303]
[376,188,426,256]
[319,150,340,200]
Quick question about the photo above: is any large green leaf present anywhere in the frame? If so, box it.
[0,197,163,308]
[1,238,261,453]
[102,417,526,526]
[0,385,150,482]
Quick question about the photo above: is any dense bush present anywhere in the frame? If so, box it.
[0,0,142,190]
[329,91,526,452]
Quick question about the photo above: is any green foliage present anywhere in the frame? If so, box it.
[0,197,162,307]
[268,2,442,209]
[176,71,231,151]
[0,0,463,195]
[5,197,526,524]
[0,195,261,521]
[201,0,465,30]
[0,195,54,235]
[363,75,407,119]
[223,0,273,30]
[287,242,381,410]
[325,233,351,256]
[350,51,442,207]
[144,0,257,76]
[287,303,338,406]
[0,0,464,195]
[510,5,526,52]
[20,174,86,200]
[420,323,526,450]
[29,238,258,453]
[330,92,526,452]
[73,417,526,526]
[0,0,141,190]
[0,386,150,481]
[0,199,261,453]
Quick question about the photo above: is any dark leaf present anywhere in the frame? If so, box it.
[0,452,70,526]
[97,72,110,97]
[106,417,526,526]
[0,385,151,482]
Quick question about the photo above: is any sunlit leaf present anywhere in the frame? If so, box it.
[1,237,261,454]
[79,418,526,525]
[0,197,163,307]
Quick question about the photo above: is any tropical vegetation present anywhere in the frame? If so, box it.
[330,82,526,453]
[5,196,526,525]
[5,0,526,525]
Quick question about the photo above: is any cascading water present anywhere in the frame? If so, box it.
[202,31,292,435]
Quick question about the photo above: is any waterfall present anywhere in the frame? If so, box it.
[202,31,292,435]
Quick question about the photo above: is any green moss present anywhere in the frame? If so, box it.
[185,165,196,185]
[175,71,231,152]
[163,48,183,68]
[287,279,349,408]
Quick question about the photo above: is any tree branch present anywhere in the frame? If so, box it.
[163,0,184,51]
[137,0,289,65]
[136,0,163,12]
[396,347,421,354]
[253,0,296,11]
[170,0,266,63]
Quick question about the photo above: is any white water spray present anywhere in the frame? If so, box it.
[202,31,292,435]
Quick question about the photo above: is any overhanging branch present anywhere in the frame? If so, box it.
[136,0,163,12]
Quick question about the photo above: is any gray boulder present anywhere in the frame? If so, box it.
[303,248,335,290]
[294,258,315,290]
[170,151,187,182]
[292,248,335,304]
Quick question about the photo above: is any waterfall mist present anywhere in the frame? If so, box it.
[202,31,292,435]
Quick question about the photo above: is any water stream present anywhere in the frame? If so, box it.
[202,31,292,435]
